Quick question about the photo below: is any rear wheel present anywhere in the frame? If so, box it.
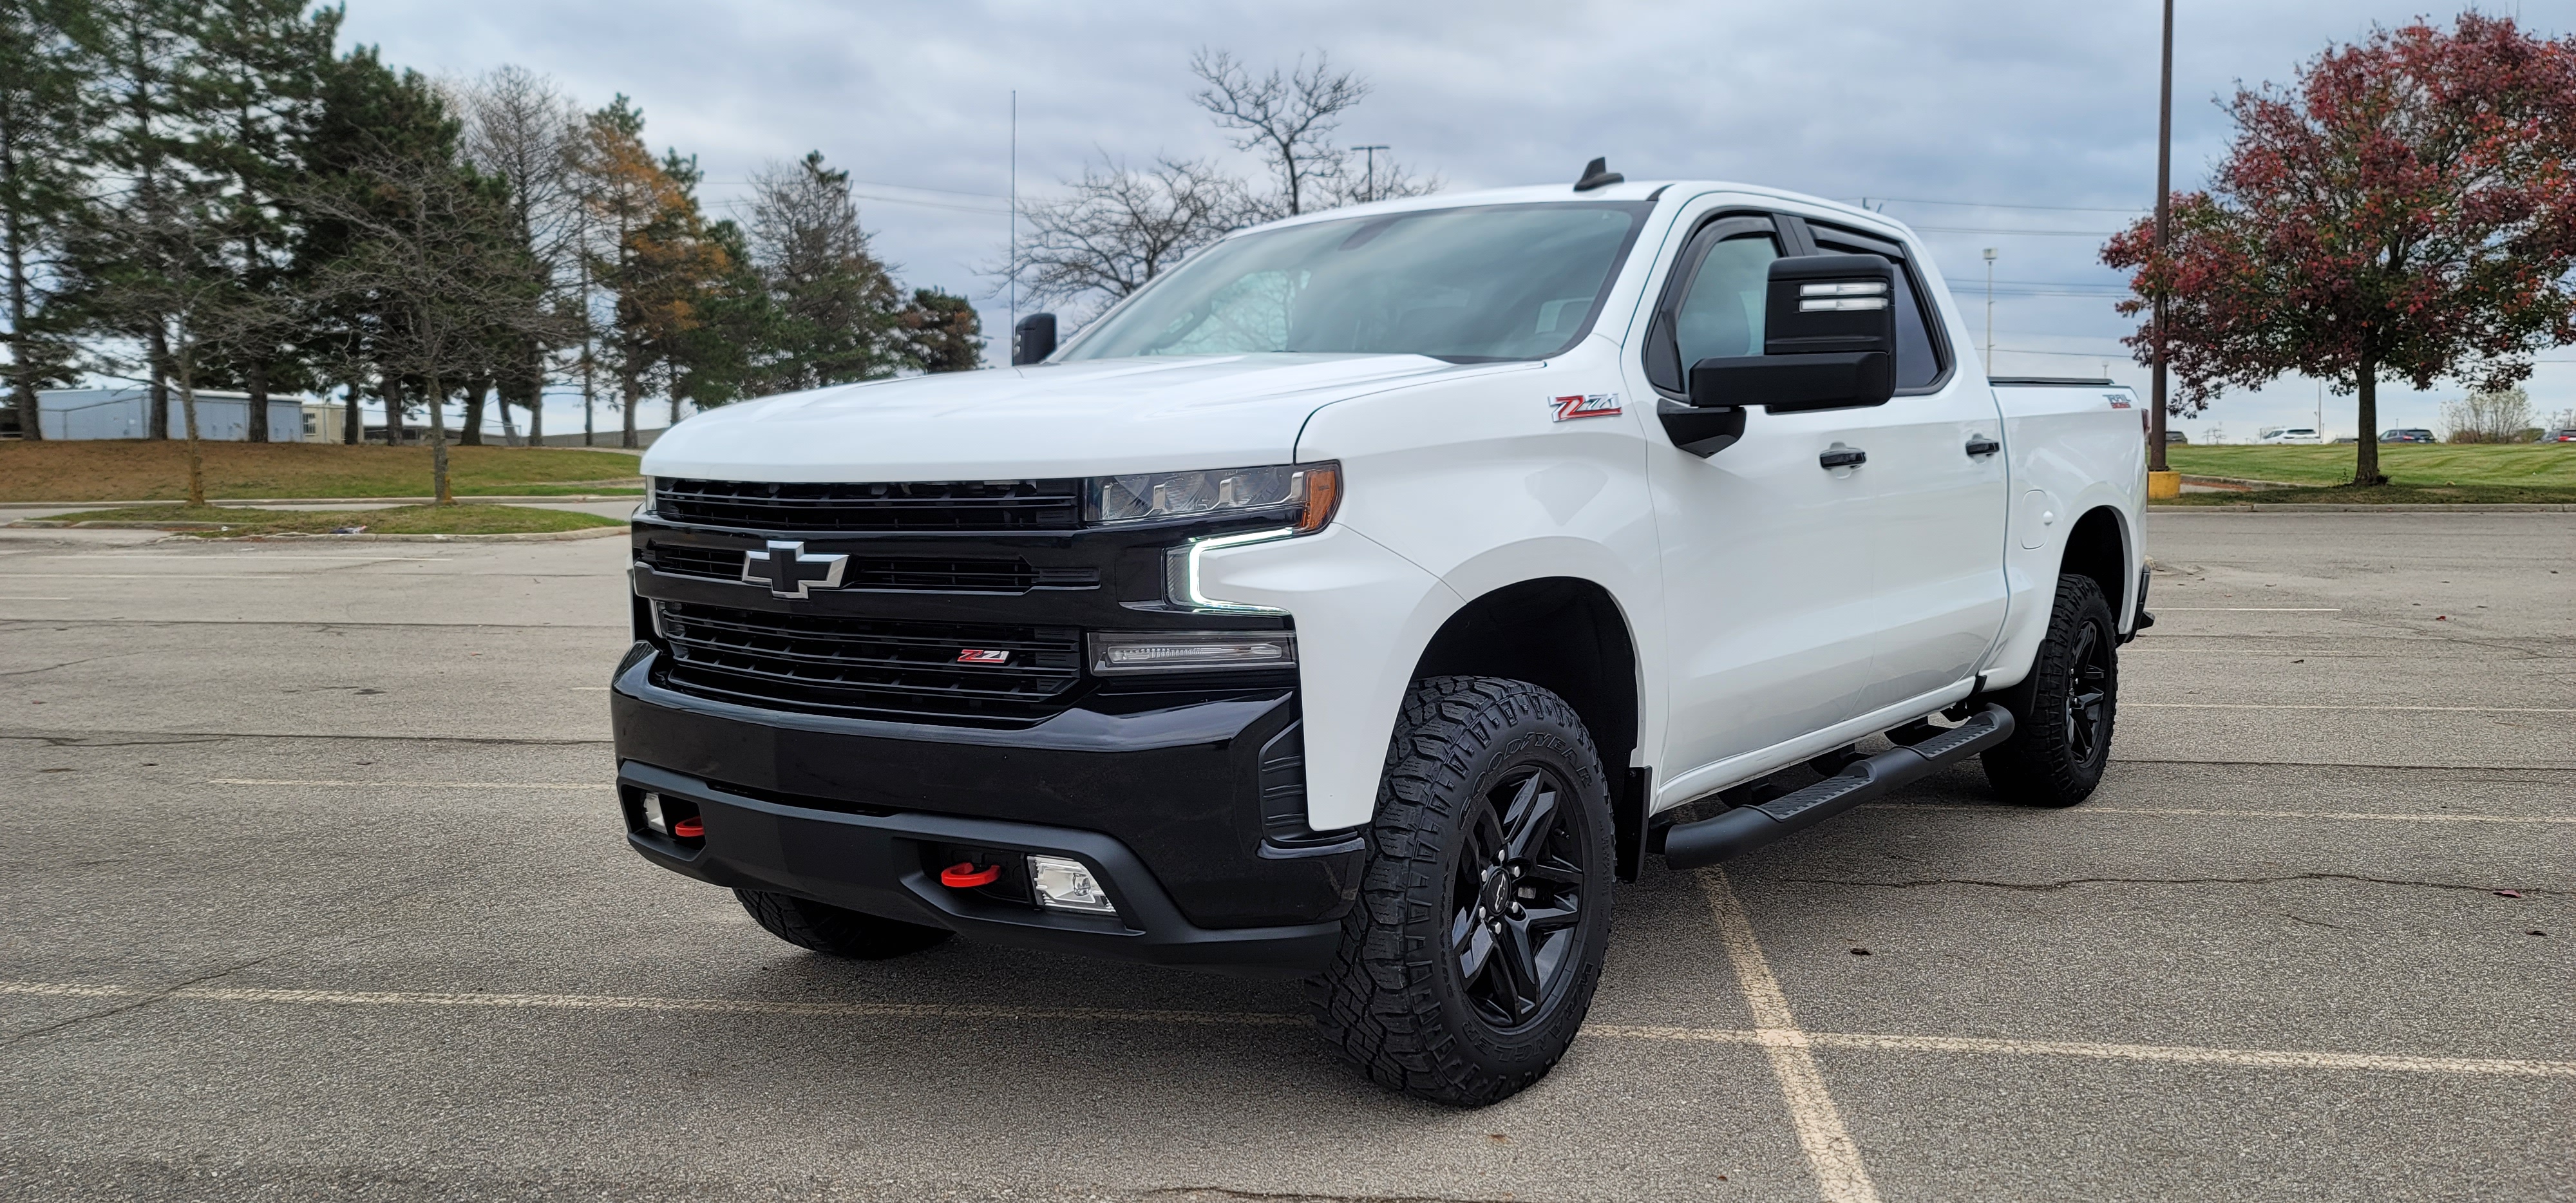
[736,889,952,960]
[1982,573,2119,807]
[1309,676,1613,1106]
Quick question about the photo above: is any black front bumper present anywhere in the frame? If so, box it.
[611,649,1363,976]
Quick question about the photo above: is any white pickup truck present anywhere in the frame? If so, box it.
[612,163,2150,1106]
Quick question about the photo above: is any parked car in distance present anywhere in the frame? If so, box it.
[2163,430,2187,444]
[2540,428,2576,444]
[2258,426,2324,444]
[2382,428,2436,442]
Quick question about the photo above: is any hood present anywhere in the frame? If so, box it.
[640,354,1476,482]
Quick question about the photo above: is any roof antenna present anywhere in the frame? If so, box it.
[1573,156,1624,191]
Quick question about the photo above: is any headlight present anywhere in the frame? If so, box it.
[1086,462,1340,532]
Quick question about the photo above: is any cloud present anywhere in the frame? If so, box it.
[339,0,2576,436]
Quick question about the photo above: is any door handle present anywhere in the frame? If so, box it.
[1818,446,1866,469]
[1965,436,2001,458]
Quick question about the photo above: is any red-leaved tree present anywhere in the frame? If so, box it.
[2105,14,2576,484]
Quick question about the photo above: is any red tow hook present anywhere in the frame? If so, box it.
[940,861,1003,888]
[672,817,705,838]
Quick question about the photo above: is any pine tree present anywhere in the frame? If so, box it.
[182,0,334,440]
[895,287,981,373]
[77,0,200,439]
[1,0,97,440]
[748,150,900,391]
[292,44,452,444]
[575,97,725,446]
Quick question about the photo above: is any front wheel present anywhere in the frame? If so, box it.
[1309,676,1614,1106]
[1982,573,2119,807]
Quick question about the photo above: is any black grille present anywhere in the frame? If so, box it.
[638,544,1098,593]
[641,544,749,580]
[656,478,1083,533]
[655,601,1083,726]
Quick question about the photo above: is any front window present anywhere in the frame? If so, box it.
[1057,202,1654,364]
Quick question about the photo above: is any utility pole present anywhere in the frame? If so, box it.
[1354,145,1388,203]
[2149,0,2177,488]
[1982,248,1998,369]
[1008,91,1018,345]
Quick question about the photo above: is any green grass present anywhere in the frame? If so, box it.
[2167,442,2576,488]
[2156,482,2576,506]
[0,440,645,502]
[37,504,625,535]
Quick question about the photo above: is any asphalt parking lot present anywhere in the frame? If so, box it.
[3,511,2570,1202]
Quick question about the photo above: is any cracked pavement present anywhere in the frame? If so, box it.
[1,510,2571,1202]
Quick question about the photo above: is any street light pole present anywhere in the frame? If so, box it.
[2150,0,2175,480]
[1982,247,1998,369]
[1353,144,1388,203]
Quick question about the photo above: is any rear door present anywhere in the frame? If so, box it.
[1800,219,2011,708]
[1637,211,1888,775]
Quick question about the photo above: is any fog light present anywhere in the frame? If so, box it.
[639,791,668,835]
[1027,855,1117,915]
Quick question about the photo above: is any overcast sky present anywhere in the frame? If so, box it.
[337,0,2576,440]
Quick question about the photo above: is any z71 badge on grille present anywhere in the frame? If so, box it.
[1549,393,1622,421]
[956,648,1012,665]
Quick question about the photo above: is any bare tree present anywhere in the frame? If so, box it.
[298,146,546,504]
[1003,154,1244,316]
[76,184,286,506]
[455,64,581,444]
[1189,48,1367,218]
[1321,151,1440,207]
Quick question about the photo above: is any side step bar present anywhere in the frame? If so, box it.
[1660,704,2017,869]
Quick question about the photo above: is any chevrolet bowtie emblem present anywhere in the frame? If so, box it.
[741,540,848,598]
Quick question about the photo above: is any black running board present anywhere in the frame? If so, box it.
[1660,704,2016,869]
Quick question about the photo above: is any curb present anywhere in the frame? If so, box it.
[2177,473,2309,491]
[0,491,640,510]
[213,527,630,542]
[7,520,628,540]
[2150,503,2576,513]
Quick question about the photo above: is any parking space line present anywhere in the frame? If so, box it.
[0,980,1300,1026]
[1871,803,2576,825]
[10,979,2573,1082]
[2154,607,2342,612]
[205,779,611,790]
[2130,703,2576,714]
[1697,869,1884,1203]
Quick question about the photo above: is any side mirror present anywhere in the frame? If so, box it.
[1012,313,1057,366]
[1686,254,1898,413]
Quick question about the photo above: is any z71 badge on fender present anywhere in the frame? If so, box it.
[1549,393,1622,421]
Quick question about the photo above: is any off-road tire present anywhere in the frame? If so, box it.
[1982,573,2119,807]
[1309,676,1615,1106]
[736,889,952,960]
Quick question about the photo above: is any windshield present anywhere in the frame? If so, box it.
[1057,202,1654,363]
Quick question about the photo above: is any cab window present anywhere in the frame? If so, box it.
[1808,222,1948,392]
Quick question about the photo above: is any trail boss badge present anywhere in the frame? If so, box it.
[1549,392,1622,421]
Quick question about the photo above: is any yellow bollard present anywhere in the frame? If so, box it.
[2147,470,2183,500]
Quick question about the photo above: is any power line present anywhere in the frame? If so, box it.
[1911,225,2124,237]
[1855,196,2148,214]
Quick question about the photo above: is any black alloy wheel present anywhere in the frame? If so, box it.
[1450,765,1589,1030]
[2062,614,2114,766]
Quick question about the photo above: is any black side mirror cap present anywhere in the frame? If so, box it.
[1656,399,1745,457]
[1764,254,1897,357]
[1012,313,1057,366]
[1690,352,1894,413]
